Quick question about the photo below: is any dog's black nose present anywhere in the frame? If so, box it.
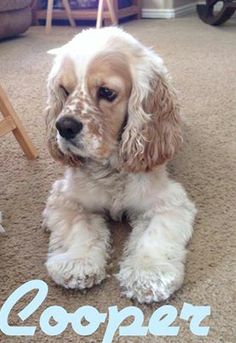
[56,117,83,140]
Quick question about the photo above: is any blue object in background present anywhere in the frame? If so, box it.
[37,0,132,10]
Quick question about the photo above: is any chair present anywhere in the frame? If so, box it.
[0,85,38,160]
[33,0,140,32]
[45,0,76,34]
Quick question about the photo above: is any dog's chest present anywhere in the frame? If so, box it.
[87,171,129,218]
[66,167,150,218]
[94,172,150,219]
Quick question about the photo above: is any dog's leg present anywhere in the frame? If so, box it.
[117,182,196,303]
[43,181,110,290]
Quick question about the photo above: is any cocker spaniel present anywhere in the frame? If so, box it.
[43,27,196,304]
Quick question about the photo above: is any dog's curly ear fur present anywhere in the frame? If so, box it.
[45,75,81,167]
[45,75,65,162]
[120,53,182,173]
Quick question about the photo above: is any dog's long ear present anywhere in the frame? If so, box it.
[45,56,81,166]
[45,71,65,162]
[47,43,68,56]
[120,53,182,173]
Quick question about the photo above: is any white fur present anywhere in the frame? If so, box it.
[44,164,196,303]
[44,27,196,303]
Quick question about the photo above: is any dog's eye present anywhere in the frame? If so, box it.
[60,85,70,97]
[98,87,117,102]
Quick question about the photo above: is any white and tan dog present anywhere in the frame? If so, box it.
[43,27,196,304]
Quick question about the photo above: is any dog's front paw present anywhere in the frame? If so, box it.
[117,259,184,303]
[46,253,106,290]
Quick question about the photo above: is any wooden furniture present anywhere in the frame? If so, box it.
[33,0,142,29]
[45,0,76,33]
[0,85,38,160]
[96,0,118,28]
[197,0,236,25]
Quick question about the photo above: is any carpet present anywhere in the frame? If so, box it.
[0,14,235,342]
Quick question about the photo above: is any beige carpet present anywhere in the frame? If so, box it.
[0,15,236,342]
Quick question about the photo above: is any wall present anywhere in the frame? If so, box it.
[142,0,197,18]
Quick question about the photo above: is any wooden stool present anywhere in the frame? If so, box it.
[44,0,118,32]
[0,85,38,160]
[33,0,141,29]
[45,0,76,34]
[96,0,118,28]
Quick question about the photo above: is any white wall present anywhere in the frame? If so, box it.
[142,0,197,18]
[142,0,173,9]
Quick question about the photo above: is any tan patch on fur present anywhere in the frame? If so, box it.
[85,52,132,154]
[47,51,132,163]
[46,56,82,167]
[86,52,132,91]
[121,71,182,173]
[58,57,77,93]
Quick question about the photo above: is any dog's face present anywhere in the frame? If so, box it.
[46,28,182,172]
[54,52,132,162]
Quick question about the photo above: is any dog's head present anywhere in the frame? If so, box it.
[46,27,182,172]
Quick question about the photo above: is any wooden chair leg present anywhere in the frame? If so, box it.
[96,0,105,28]
[112,0,119,20]
[106,0,118,25]
[61,0,76,27]
[0,85,38,160]
[97,0,118,28]
[45,0,54,34]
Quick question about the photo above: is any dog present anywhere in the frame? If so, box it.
[43,27,196,304]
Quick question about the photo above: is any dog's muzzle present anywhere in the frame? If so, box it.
[56,116,83,140]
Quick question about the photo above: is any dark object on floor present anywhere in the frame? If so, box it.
[197,0,236,25]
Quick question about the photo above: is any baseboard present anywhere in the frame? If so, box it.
[142,3,197,19]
